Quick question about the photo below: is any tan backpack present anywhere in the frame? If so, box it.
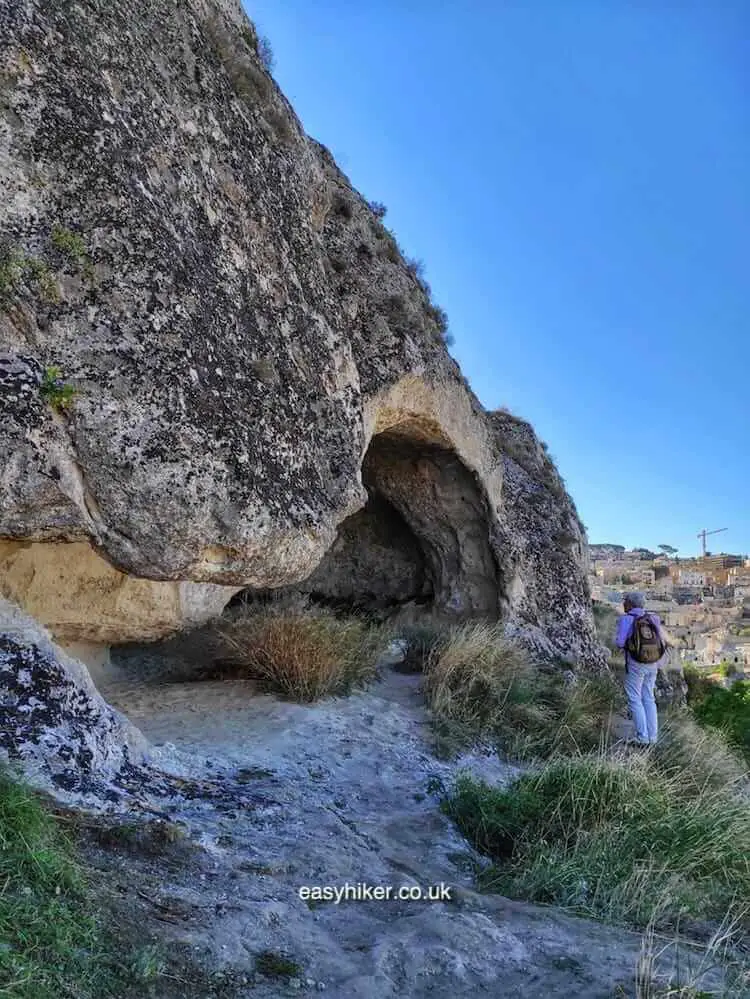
[625,613,665,664]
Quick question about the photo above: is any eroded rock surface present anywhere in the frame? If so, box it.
[0,539,239,644]
[302,494,432,609]
[84,659,719,999]
[0,0,604,666]
[489,410,602,667]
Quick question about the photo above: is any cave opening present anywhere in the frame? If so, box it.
[230,424,504,619]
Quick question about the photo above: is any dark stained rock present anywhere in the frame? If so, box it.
[0,596,147,795]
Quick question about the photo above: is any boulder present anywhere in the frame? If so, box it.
[0,596,147,797]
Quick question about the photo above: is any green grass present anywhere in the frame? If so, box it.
[630,908,750,998]
[39,366,77,412]
[50,225,86,262]
[0,246,59,307]
[50,225,94,282]
[0,772,244,997]
[442,750,750,933]
[690,680,750,764]
[0,770,116,998]
[254,950,301,979]
[649,713,747,795]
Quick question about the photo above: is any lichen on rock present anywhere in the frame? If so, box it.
[0,596,147,797]
[0,0,605,670]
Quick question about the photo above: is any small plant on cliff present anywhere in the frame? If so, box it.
[368,200,388,220]
[427,302,453,344]
[204,13,274,107]
[50,224,93,281]
[405,257,455,347]
[238,17,274,72]
[50,224,86,262]
[0,244,25,301]
[40,365,77,412]
[406,256,426,280]
[209,605,384,701]
[257,35,275,73]
[0,243,59,306]
[25,257,60,302]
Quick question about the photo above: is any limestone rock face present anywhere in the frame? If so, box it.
[488,411,604,668]
[0,0,450,587]
[0,596,147,795]
[0,540,240,644]
[0,0,605,667]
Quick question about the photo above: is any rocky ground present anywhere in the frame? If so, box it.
[70,652,722,999]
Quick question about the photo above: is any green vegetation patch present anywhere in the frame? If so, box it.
[40,365,77,412]
[0,771,249,997]
[0,245,59,306]
[443,753,750,932]
[50,224,93,280]
[0,770,114,998]
[254,950,301,979]
[690,679,750,764]
[422,621,623,759]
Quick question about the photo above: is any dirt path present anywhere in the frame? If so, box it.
[93,662,707,998]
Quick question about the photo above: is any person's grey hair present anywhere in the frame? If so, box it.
[623,591,646,608]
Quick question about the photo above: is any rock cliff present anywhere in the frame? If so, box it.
[0,0,604,669]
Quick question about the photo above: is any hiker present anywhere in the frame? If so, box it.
[615,591,669,746]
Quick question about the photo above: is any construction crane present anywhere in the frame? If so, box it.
[697,528,727,557]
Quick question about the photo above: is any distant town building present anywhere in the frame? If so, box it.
[671,555,743,587]
[712,585,735,602]
[588,544,626,562]
[629,548,657,561]
[673,585,703,605]
[594,561,655,586]
[589,545,749,664]
[728,568,750,587]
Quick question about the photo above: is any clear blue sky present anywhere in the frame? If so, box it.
[244,1,749,559]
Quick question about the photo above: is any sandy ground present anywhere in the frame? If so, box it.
[92,657,722,999]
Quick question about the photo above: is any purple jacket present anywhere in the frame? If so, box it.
[615,608,668,668]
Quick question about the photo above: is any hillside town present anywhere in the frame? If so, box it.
[589,544,750,671]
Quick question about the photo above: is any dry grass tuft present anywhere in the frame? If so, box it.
[210,606,383,701]
[633,907,750,998]
[422,621,622,759]
[650,713,747,795]
[424,621,534,728]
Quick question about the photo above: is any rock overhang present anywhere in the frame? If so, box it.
[0,0,606,668]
